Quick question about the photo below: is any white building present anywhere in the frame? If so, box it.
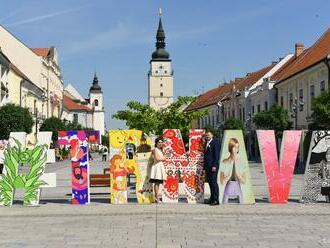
[148,15,174,110]
[62,74,105,135]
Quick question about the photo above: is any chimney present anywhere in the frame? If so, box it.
[295,43,304,57]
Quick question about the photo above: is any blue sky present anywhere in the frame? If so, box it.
[1,0,330,129]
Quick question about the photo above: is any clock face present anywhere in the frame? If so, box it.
[158,65,164,74]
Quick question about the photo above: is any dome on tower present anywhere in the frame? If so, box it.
[89,73,102,93]
[151,17,170,61]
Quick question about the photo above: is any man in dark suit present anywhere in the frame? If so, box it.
[204,131,220,205]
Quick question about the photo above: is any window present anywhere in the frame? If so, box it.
[94,99,99,107]
[299,89,303,100]
[232,110,235,118]
[310,85,315,98]
[320,80,325,92]
[164,70,167,74]
[160,92,163,97]
[160,84,163,87]
[257,104,261,113]
[280,96,284,107]
[73,114,78,123]
[252,106,255,114]
[264,101,268,111]
[155,70,158,74]
[289,93,293,109]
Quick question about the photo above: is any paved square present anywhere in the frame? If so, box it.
[0,157,329,248]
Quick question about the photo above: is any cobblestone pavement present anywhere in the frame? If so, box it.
[0,156,329,248]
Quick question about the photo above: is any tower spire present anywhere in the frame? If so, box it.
[151,8,170,61]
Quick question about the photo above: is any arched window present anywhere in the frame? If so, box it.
[160,92,163,97]
[94,99,99,107]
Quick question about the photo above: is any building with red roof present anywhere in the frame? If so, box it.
[274,28,330,129]
[62,74,105,135]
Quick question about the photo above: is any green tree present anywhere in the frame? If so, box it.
[0,104,34,140]
[113,101,160,135]
[101,134,109,147]
[113,96,207,138]
[310,90,330,129]
[158,96,207,137]
[40,117,66,142]
[253,104,291,137]
[223,118,245,133]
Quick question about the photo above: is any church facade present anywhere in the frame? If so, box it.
[62,73,105,135]
[148,15,174,110]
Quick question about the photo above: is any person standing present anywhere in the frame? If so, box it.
[150,137,167,203]
[204,131,220,205]
[102,145,108,161]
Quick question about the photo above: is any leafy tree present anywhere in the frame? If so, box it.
[253,104,291,137]
[40,117,66,142]
[102,134,109,147]
[0,104,33,140]
[310,90,330,129]
[223,118,245,133]
[40,117,84,142]
[113,101,160,135]
[158,96,207,137]
[113,96,207,139]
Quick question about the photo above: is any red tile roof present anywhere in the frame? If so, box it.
[63,95,92,111]
[235,64,276,90]
[185,63,276,112]
[276,28,330,83]
[31,48,50,57]
[185,81,237,111]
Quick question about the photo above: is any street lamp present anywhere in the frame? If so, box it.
[290,97,304,129]
[246,112,253,159]
[216,101,224,140]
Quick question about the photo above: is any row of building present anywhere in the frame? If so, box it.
[0,25,105,143]
[186,28,330,158]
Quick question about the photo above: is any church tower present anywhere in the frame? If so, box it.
[89,73,105,135]
[148,10,174,110]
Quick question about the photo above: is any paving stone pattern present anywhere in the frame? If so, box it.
[0,155,329,248]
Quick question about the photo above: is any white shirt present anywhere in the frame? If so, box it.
[206,138,213,149]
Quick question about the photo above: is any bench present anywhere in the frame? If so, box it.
[90,168,110,187]
[89,168,136,187]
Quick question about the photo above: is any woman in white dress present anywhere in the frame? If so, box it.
[150,137,166,203]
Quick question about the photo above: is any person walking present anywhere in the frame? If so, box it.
[150,137,167,203]
[204,131,220,205]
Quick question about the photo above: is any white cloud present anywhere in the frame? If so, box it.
[5,4,93,27]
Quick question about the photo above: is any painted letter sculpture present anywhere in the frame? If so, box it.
[109,130,154,204]
[301,131,330,203]
[0,132,56,206]
[218,130,255,204]
[257,130,302,203]
[162,129,205,203]
[58,131,100,204]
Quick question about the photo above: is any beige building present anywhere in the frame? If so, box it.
[0,25,64,142]
[148,17,174,110]
[275,28,330,129]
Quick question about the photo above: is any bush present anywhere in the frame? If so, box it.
[0,104,34,140]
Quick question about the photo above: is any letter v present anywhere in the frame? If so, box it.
[257,130,302,203]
